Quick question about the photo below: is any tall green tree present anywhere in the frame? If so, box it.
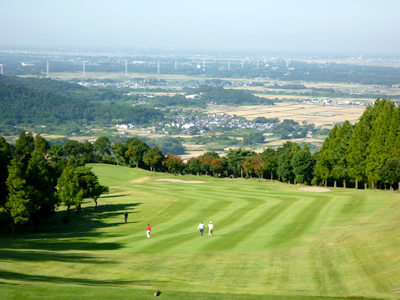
[277,142,300,183]
[63,140,85,160]
[261,148,277,180]
[186,157,201,175]
[14,131,34,168]
[33,133,50,155]
[379,158,400,191]
[93,136,111,161]
[124,138,149,168]
[330,121,353,188]
[365,99,395,188]
[347,105,376,189]
[5,159,35,238]
[111,141,125,165]
[0,137,12,208]
[143,147,164,172]
[225,148,256,178]
[74,166,109,209]
[25,152,58,229]
[315,125,338,187]
[291,144,314,184]
[163,154,184,175]
[57,163,83,218]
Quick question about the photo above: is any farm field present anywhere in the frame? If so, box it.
[1,164,400,299]
[208,102,367,127]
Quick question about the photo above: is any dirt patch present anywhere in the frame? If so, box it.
[298,187,330,193]
[155,179,206,184]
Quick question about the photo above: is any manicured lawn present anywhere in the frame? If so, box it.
[0,163,399,299]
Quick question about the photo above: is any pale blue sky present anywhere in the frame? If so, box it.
[1,0,400,54]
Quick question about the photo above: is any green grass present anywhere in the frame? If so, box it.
[1,164,399,299]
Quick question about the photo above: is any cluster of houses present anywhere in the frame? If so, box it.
[163,108,276,134]
[116,110,275,136]
[301,99,368,106]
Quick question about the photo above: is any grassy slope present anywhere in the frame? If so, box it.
[0,164,399,299]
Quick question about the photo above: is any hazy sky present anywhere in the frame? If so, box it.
[2,0,400,54]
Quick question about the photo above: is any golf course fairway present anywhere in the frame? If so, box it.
[1,163,399,299]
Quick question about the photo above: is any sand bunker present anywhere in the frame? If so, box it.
[298,187,330,193]
[155,179,206,184]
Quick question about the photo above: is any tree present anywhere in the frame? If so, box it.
[315,126,338,187]
[379,158,400,191]
[143,147,164,172]
[82,141,96,163]
[365,99,395,189]
[261,148,277,180]
[25,152,58,229]
[93,136,111,160]
[199,152,220,176]
[125,145,142,168]
[14,131,34,168]
[209,157,225,177]
[163,154,184,175]
[124,138,149,168]
[225,148,256,178]
[330,121,353,188]
[57,162,83,219]
[63,140,85,160]
[291,144,314,184]
[0,137,12,208]
[33,133,50,155]
[47,144,68,178]
[5,159,35,238]
[74,166,109,209]
[347,105,375,189]
[111,141,124,165]
[242,155,264,180]
[186,157,201,175]
[277,142,300,183]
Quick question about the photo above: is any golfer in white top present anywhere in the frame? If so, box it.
[208,221,214,237]
[197,221,204,236]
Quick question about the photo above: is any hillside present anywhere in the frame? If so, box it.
[0,75,164,134]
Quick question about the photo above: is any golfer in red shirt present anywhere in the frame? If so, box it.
[146,224,152,238]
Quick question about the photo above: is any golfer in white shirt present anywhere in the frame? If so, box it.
[197,221,204,236]
[208,221,214,237]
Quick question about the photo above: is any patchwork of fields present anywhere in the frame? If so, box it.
[1,164,399,299]
[209,102,367,127]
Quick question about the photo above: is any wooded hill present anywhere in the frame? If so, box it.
[0,75,164,132]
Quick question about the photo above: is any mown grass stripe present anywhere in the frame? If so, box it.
[266,196,332,248]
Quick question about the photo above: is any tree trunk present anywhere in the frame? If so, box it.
[355,179,358,189]
[398,181,400,191]
[371,180,375,189]
[241,168,243,178]
[294,178,297,185]
[325,179,328,187]
[94,199,98,209]
[343,180,346,189]
[270,173,273,181]
[364,182,368,190]
[334,180,337,188]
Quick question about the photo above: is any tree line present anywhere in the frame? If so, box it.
[0,132,109,238]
